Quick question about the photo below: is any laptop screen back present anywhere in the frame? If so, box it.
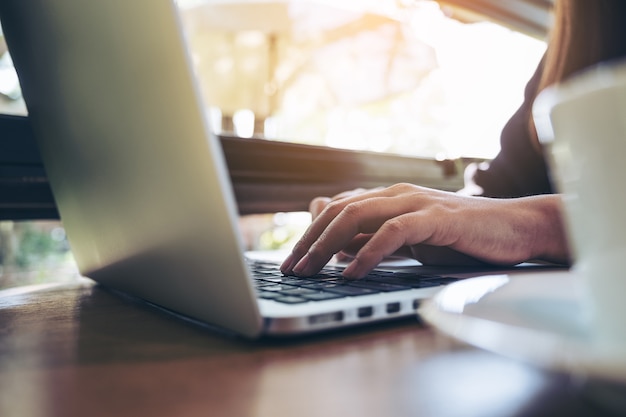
[0,0,264,337]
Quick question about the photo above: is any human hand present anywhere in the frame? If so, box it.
[309,188,383,263]
[280,183,570,279]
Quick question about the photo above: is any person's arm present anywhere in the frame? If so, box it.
[280,184,571,279]
[281,56,569,279]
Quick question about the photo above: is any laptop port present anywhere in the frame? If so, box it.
[386,302,401,314]
[308,311,344,325]
[357,306,374,318]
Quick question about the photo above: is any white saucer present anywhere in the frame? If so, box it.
[419,270,626,384]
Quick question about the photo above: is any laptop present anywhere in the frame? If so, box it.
[0,0,546,338]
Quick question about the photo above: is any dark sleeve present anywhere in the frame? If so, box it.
[472,56,554,198]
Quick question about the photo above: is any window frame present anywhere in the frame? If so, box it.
[0,114,469,219]
[437,0,552,39]
[0,1,554,220]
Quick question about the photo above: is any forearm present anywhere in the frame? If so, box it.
[506,194,572,265]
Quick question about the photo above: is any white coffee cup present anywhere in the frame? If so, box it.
[534,59,626,346]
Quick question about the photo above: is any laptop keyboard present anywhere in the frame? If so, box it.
[248,260,458,304]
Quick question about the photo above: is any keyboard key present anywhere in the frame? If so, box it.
[258,276,287,283]
[274,296,308,304]
[298,281,341,290]
[254,280,279,288]
[291,273,342,281]
[281,287,318,296]
[422,277,459,285]
[347,281,411,292]
[301,292,344,301]
[324,285,378,296]
[361,276,425,288]
[279,277,318,286]
[257,291,283,299]
[261,284,298,292]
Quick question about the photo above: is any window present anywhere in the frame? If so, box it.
[0,1,550,288]
[0,28,25,115]
[2,28,75,289]
[0,220,80,289]
[178,0,547,159]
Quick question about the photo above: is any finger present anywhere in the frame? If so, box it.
[330,188,369,201]
[338,234,373,257]
[281,189,390,274]
[339,234,413,260]
[281,202,347,274]
[342,211,440,278]
[333,252,354,263]
[281,185,421,275]
[285,194,356,273]
[309,197,331,220]
[292,195,424,276]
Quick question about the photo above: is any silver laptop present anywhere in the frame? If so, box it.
[0,0,540,337]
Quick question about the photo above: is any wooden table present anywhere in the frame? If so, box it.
[0,279,619,417]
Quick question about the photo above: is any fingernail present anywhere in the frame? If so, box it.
[280,253,294,273]
[292,253,310,276]
[342,259,362,279]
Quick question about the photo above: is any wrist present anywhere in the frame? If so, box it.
[527,194,572,265]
